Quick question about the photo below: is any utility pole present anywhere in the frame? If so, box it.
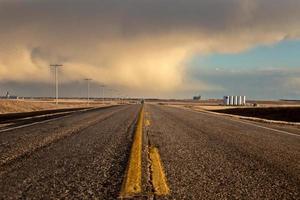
[84,78,92,105]
[117,93,123,104]
[109,89,114,101]
[50,64,63,105]
[100,85,106,104]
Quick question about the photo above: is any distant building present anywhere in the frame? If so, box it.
[0,91,19,99]
[193,95,201,101]
[223,96,246,106]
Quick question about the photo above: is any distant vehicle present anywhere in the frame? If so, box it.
[193,95,201,101]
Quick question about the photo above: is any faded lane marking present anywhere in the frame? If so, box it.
[149,146,170,196]
[120,106,144,197]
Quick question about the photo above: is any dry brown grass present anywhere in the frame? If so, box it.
[0,99,116,114]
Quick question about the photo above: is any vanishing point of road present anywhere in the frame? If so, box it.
[0,104,299,199]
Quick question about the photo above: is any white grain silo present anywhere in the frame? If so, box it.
[223,96,230,105]
[229,96,234,105]
[238,96,242,106]
[233,96,238,106]
[241,96,246,105]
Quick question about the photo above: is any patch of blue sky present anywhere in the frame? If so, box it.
[185,39,300,100]
[190,39,300,70]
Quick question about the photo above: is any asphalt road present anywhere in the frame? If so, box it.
[146,104,300,199]
[0,105,141,199]
[0,103,299,199]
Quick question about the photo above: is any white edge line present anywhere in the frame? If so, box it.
[0,114,71,133]
[0,107,106,133]
[227,118,300,137]
[176,106,300,138]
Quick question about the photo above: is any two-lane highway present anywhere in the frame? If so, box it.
[0,103,299,199]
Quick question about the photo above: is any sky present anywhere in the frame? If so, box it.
[0,0,300,99]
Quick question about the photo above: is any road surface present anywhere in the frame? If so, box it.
[0,105,140,199]
[0,104,299,199]
[146,104,299,199]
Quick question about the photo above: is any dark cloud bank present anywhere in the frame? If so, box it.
[0,0,300,98]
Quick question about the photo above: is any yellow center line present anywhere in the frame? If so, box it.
[149,146,170,196]
[120,106,144,198]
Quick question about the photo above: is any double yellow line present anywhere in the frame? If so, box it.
[120,106,169,198]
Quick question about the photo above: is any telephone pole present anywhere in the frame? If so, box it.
[50,64,63,105]
[100,85,106,104]
[84,78,92,105]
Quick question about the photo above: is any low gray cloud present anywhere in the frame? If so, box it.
[187,67,300,99]
[0,0,300,97]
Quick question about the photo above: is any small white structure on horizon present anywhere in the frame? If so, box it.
[238,96,242,105]
[0,91,19,100]
[229,96,234,105]
[223,96,230,105]
[233,96,238,105]
[223,95,246,106]
[241,96,246,105]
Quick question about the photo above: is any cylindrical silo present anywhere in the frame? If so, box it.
[223,96,229,105]
[229,96,234,105]
[241,96,246,105]
[238,96,242,106]
[233,96,238,106]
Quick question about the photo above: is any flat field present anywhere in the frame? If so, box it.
[150,99,300,122]
[0,99,117,114]
[213,107,300,122]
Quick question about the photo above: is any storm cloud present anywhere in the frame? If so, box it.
[0,0,300,95]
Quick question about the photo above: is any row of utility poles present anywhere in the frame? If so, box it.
[50,64,107,105]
